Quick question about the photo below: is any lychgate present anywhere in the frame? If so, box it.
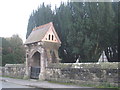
[24,22,61,80]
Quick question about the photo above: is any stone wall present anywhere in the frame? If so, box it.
[0,63,119,87]
[45,63,119,87]
[1,64,25,78]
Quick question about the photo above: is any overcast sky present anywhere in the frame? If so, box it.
[0,0,67,43]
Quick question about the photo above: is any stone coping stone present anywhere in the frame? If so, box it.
[47,62,119,69]
[5,64,25,67]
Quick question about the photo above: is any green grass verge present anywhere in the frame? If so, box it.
[1,75,119,89]
[48,80,119,89]
[0,76,23,79]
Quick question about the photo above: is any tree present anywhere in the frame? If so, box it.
[26,3,54,38]
[104,2,119,62]
[53,3,74,62]
[26,2,118,63]
[2,35,25,66]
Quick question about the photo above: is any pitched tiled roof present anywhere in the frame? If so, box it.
[24,22,52,44]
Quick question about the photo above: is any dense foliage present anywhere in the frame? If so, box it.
[1,35,25,66]
[26,2,119,63]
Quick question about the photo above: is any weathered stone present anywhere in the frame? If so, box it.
[45,63,119,87]
[0,63,119,87]
[24,22,61,80]
[1,64,25,78]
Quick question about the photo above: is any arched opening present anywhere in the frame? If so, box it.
[52,35,54,40]
[48,34,50,40]
[31,51,40,67]
[30,51,41,79]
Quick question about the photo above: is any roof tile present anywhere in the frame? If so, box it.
[25,22,52,44]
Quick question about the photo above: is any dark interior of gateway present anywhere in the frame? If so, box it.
[30,52,41,79]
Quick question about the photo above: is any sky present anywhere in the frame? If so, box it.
[0,0,67,43]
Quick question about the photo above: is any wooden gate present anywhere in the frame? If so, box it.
[30,66,40,79]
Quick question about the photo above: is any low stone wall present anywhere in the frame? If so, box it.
[1,64,25,78]
[45,63,119,87]
[0,63,119,87]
